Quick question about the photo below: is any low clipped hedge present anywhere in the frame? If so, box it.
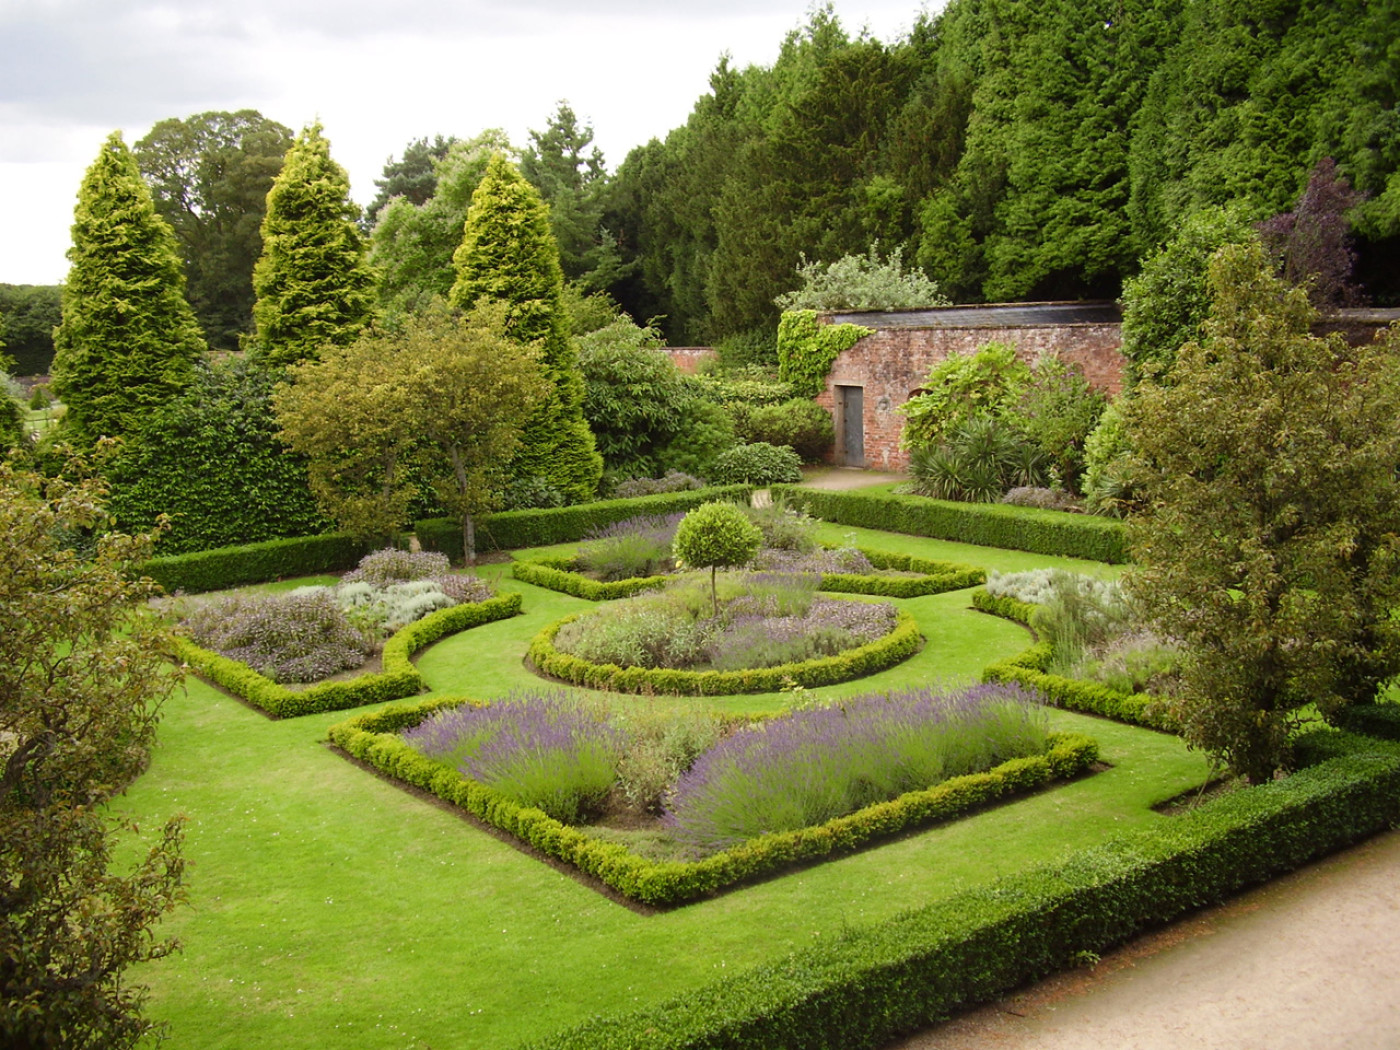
[174,593,522,718]
[527,605,923,695]
[140,532,369,595]
[525,734,1400,1049]
[512,547,985,602]
[1337,702,1400,740]
[416,485,754,562]
[971,588,1177,732]
[328,697,1098,907]
[771,485,1127,564]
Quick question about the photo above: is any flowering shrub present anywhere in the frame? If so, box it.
[402,690,621,823]
[665,682,1048,856]
[576,513,683,582]
[181,589,371,683]
[342,547,453,586]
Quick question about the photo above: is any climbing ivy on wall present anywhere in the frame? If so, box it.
[776,310,873,398]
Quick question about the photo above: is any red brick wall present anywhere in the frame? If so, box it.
[819,323,1127,471]
[667,347,717,374]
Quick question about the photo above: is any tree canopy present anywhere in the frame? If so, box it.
[134,110,293,350]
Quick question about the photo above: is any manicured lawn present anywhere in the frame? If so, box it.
[119,532,1208,1048]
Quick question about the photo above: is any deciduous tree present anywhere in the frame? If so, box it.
[1,453,186,1048]
[1125,241,1400,781]
[51,132,205,447]
[134,110,293,350]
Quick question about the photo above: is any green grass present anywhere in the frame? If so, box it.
[118,532,1209,1048]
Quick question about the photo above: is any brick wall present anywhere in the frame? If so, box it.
[667,347,718,374]
[820,322,1127,471]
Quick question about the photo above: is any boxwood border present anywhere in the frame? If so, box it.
[511,547,985,602]
[327,696,1098,907]
[526,604,923,696]
[173,593,523,718]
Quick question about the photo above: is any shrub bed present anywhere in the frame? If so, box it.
[174,593,523,717]
[415,485,754,561]
[971,587,1177,732]
[328,697,1098,906]
[523,734,1400,1048]
[513,547,984,602]
[139,533,369,595]
[527,604,923,696]
[771,486,1127,563]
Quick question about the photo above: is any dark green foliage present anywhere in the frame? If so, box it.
[1119,204,1257,385]
[0,375,24,452]
[577,317,692,477]
[251,123,375,369]
[1125,242,1400,781]
[771,485,1128,563]
[735,398,834,462]
[366,134,457,226]
[450,154,602,503]
[710,443,804,486]
[524,740,1400,1048]
[138,533,368,595]
[332,699,1095,906]
[908,414,1046,503]
[414,485,753,562]
[0,284,62,375]
[51,132,205,447]
[106,358,328,553]
[1008,356,1108,492]
[173,593,521,718]
[134,111,293,350]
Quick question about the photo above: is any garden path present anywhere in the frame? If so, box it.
[888,826,1400,1050]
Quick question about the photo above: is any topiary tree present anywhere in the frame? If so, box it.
[1125,241,1400,782]
[672,501,763,617]
[50,132,205,448]
[709,442,804,486]
[449,153,602,503]
[251,122,375,370]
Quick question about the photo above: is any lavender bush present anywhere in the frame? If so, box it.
[577,513,684,582]
[664,682,1048,856]
[402,690,622,823]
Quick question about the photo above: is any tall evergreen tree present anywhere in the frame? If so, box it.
[251,123,375,370]
[449,154,602,503]
[51,132,205,447]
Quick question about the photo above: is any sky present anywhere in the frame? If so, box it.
[0,0,936,286]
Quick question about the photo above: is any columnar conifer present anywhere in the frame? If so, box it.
[252,123,375,369]
[51,132,205,447]
[449,153,601,503]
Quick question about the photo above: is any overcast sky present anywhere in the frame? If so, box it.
[0,0,936,286]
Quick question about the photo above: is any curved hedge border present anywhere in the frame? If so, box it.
[771,485,1127,564]
[416,485,754,562]
[971,588,1178,732]
[174,593,523,718]
[527,605,923,696]
[523,734,1400,1049]
[328,697,1098,907]
[140,532,369,595]
[512,548,986,602]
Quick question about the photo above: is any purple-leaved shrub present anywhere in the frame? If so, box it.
[664,682,1047,856]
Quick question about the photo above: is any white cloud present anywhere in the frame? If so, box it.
[0,0,934,285]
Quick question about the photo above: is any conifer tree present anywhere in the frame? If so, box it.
[51,132,205,447]
[449,153,601,503]
[252,123,375,370]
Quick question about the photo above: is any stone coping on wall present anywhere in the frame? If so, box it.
[825,300,1122,329]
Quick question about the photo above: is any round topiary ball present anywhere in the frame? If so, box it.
[672,501,764,615]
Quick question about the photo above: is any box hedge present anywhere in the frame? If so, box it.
[415,485,754,562]
[771,486,1127,563]
[523,735,1400,1049]
[173,593,522,718]
[526,605,923,695]
[511,547,985,602]
[139,532,369,595]
[327,697,1098,907]
[971,588,1177,732]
